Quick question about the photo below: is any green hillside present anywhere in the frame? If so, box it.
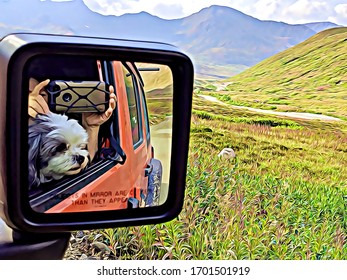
[214,27,347,119]
[137,63,173,124]
[137,63,173,94]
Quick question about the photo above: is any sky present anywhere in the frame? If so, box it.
[75,0,347,25]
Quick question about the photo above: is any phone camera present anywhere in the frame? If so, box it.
[53,85,60,92]
[62,93,73,102]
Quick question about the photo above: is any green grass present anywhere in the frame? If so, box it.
[209,28,347,119]
[146,85,173,125]
[137,63,173,93]
[93,94,347,260]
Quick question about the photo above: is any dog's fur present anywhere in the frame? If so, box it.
[28,112,89,189]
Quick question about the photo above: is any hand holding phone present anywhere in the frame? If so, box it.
[46,80,110,113]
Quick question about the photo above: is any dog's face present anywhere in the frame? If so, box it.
[29,113,89,188]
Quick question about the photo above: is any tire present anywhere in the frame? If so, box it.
[145,158,162,207]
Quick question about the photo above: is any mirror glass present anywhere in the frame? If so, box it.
[26,55,172,213]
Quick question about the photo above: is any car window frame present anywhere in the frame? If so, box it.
[122,62,144,150]
[139,83,151,146]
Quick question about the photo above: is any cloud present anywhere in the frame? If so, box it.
[252,0,283,19]
[152,3,184,19]
[83,0,137,15]
[329,4,347,25]
[284,0,331,23]
[335,3,347,17]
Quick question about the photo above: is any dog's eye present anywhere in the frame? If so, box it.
[55,143,67,153]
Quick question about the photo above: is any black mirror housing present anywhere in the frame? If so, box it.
[0,33,194,232]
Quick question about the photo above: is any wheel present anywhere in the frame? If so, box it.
[145,158,162,207]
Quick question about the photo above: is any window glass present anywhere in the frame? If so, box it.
[123,66,140,145]
[140,83,150,143]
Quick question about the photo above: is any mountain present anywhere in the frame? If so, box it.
[304,22,341,33]
[0,1,341,78]
[0,0,177,42]
[176,6,315,67]
[221,27,347,119]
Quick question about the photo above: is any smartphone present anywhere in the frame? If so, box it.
[46,80,110,113]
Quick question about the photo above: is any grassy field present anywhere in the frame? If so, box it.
[68,30,347,260]
[88,93,347,260]
[211,28,347,120]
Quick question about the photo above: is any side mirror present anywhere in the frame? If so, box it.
[0,33,194,232]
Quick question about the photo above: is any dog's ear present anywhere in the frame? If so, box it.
[28,123,43,189]
[28,114,57,188]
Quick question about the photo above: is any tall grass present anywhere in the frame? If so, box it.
[93,96,347,260]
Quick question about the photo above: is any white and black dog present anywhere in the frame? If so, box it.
[28,112,89,189]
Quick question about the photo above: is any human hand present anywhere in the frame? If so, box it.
[28,78,50,118]
[82,85,117,129]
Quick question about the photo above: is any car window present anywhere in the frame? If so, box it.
[122,65,142,147]
[139,82,150,144]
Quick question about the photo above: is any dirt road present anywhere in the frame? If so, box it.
[198,94,341,121]
[0,218,12,243]
[150,116,172,205]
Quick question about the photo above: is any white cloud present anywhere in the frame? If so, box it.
[252,0,283,19]
[329,4,347,25]
[82,0,347,25]
[335,3,347,17]
[284,0,331,23]
[86,0,133,15]
[152,3,184,19]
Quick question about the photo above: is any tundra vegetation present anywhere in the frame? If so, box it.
[69,94,346,260]
[65,28,347,260]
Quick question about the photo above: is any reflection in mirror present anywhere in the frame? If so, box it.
[26,55,172,213]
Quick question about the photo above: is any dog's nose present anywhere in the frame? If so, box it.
[75,155,85,165]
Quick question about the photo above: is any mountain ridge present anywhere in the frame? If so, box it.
[0,1,341,78]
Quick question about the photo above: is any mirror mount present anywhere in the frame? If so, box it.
[0,230,71,260]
